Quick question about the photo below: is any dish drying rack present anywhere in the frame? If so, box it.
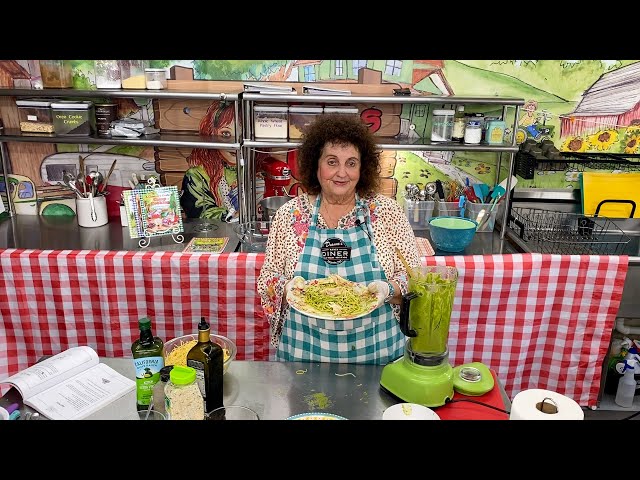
[507,207,631,255]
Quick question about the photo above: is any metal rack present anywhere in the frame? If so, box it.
[508,206,631,255]
[241,93,524,244]
[0,87,243,220]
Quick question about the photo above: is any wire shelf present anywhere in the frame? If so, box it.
[508,207,631,255]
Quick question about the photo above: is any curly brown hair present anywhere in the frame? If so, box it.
[297,113,381,196]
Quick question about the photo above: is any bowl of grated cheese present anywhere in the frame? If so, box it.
[163,333,237,374]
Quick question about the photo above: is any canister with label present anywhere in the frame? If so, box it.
[430,109,454,142]
[463,121,482,144]
[486,120,506,145]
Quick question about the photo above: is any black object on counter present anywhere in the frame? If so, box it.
[187,317,223,413]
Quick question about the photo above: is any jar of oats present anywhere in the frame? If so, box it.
[165,365,204,420]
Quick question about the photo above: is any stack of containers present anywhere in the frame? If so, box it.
[253,105,289,139]
[16,99,55,133]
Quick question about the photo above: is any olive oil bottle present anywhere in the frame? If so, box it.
[131,317,165,411]
[187,317,223,413]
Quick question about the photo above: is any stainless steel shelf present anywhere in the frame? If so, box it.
[0,129,240,150]
[0,88,239,101]
[244,137,519,153]
[242,93,525,106]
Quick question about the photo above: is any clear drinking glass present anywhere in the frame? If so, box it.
[206,405,260,420]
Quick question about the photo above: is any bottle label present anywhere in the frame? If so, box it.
[187,359,207,399]
[133,356,164,406]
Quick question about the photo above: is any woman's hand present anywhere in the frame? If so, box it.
[367,280,390,307]
[284,276,305,304]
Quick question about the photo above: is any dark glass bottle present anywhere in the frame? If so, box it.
[131,317,164,411]
[187,317,223,413]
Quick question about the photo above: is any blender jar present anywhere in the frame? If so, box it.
[402,265,458,355]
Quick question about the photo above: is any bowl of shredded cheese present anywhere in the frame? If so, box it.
[163,333,237,374]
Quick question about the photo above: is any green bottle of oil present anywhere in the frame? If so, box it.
[187,317,223,413]
[132,317,165,411]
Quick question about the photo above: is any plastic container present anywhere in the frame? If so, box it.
[164,365,204,420]
[486,119,506,145]
[404,199,435,230]
[16,99,55,133]
[323,106,359,115]
[465,202,504,233]
[94,60,121,89]
[430,109,454,142]
[288,105,322,139]
[145,68,167,90]
[464,120,482,144]
[51,101,94,136]
[39,60,73,88]
[118,60,148,89]
[435,201,461,217]
[254,105,288,139]
[615,360,638,407]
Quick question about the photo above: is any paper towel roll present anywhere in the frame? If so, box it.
[510,389,584,420]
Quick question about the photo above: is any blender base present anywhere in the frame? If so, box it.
[380,356,454,407]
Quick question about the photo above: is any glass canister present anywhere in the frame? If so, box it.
[430,109,454,142]
[118,60,148,89]
[94,60,121,89]
[144,68,167,90]
[39,60,73,88]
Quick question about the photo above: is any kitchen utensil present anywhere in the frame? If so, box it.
[62,171,83,198]
[380,265,459,407]
[395,247,416,280]
[88,171,104,196]
[100,159,118,192]
[78,155,86,196]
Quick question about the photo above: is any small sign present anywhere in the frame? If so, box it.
[183,237,229,253]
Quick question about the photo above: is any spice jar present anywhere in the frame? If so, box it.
[165,365,204,420]
[463,120,482,144]
[94,60,121,89]
[144,68,167,90]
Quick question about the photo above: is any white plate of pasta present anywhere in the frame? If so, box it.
[286,274,379,320]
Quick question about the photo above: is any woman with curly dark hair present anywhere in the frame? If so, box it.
[257,113,421,364]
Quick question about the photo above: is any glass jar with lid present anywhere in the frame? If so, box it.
[39,60,73,88]
[464,120,482,144]
[118,60,148,89]
[430,109,454,142]
[94,60,121,89]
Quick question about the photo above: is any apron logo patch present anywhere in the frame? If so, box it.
[321,238,351,265]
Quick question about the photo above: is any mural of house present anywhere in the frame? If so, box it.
[294,60,454,95]
[561,62,640,138]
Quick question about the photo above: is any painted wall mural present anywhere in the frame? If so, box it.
[1,59,639,221]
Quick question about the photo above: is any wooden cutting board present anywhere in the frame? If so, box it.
[581,172,640,218]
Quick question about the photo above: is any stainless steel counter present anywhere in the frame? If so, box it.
[0,215,240,253]
[1,358,510,420]
[414,229,521,256]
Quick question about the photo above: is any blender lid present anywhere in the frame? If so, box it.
[452,362,494,396]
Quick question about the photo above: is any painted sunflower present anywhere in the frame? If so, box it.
[588,130,618,151]
[623,135,640,154]
[561,137,589,153]
[475,163,491,174]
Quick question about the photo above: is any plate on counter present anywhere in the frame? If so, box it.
[287,412,347,420]
[382,403,440,420]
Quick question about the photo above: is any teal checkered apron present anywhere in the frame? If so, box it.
[277,194,405,364]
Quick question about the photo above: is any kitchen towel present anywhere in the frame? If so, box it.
[510,388,584,420]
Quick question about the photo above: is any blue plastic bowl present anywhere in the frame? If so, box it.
[428,216,478,253]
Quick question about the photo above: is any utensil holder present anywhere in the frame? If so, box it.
[76,195,108,228]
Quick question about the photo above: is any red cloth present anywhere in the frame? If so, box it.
[436,370,509,420]
[0,250,628,408]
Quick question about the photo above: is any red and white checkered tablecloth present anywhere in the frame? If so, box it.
[0,249,628,407]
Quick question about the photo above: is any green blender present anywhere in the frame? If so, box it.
[380,265,458,407]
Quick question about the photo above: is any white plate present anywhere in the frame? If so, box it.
[382,403,440,420]
[287,277,378,321]
[287,412,347,420]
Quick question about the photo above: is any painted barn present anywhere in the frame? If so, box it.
[0,60,31,88]
[561,61,640,138]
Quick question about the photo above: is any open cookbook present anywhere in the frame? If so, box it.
[0,346,135,420]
